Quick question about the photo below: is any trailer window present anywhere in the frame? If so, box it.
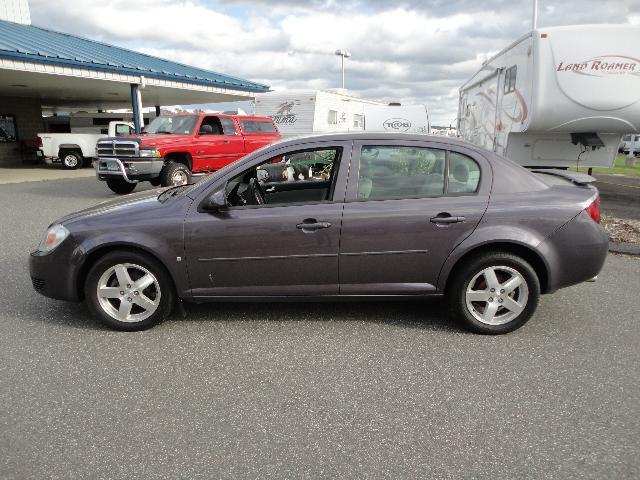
[353,114,364,128]
[328,110,338,125]
[504,65,517,94]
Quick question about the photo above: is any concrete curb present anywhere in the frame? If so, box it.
[609,242,640,256]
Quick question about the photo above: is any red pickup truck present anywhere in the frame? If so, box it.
[95,113,281,194]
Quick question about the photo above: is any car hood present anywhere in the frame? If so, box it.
[56,189,168,226]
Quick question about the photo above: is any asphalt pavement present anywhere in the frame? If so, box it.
[595,174,640,221]
[1,177,639,479]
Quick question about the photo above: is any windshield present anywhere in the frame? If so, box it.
[144,115,198,135]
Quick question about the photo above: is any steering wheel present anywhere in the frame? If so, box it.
[249,178,266,205]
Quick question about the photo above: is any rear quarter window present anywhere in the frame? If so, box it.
[241,120,278,134]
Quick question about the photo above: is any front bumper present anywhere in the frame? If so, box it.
[29,241,82,302]
[95,157,164,183]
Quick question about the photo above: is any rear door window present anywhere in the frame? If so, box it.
[357,146,446,200]
[220,117,237,135]
[448,152,481,193]
[240,120,278,133]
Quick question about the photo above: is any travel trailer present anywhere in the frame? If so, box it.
[255,89,384,138]
[363,104,430,134]
[458,24,640,168]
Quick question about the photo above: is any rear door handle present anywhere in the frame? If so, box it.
[296,219,332,231]
[430,214,465,224]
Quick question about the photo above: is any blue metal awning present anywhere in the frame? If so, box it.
[0,19,269,93]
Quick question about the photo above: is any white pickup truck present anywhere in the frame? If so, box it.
[38,121,134,169]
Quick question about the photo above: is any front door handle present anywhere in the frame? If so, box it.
[430,213,465,225]
[296,219,332,231]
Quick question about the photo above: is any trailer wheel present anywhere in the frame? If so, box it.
[60,150,83,170]
[106,179,137,195]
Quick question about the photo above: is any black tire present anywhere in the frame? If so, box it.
[84,250,175,331]
[149,178,162,187]
[59,149,83,170]
[447,251,540,334]
[106,179,137,195]
[161,161,192,187]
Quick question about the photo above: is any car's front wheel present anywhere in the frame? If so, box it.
[84,251,174,331]
[161,161,192,187]
[448,252,540,334]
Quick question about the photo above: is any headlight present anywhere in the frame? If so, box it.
[38,224,70,252]
[139,148,161,158]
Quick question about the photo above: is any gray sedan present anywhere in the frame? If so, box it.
[29,134,608,334]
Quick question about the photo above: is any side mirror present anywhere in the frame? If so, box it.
[203,188,228,212]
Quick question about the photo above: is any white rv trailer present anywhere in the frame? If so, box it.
[458,24,640,168]
[254,89,384,138]
[363,104,430,134]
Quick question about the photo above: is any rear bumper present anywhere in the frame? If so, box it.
[95,157,164,182]
[538,211,609,292]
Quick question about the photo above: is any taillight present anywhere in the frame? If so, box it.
[585,195,601,224]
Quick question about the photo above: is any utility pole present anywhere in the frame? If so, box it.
[532,0,539,30]
[335,49,351,89]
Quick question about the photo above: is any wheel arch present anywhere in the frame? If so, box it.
[440,241,550,295]
[58,146,83,155]
[76,243,177,300]
[164,152,193,171]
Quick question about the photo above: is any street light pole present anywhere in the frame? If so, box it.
[335,49,351,89]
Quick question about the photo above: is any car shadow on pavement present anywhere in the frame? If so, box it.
[33,297,463,333]
[178,298,463,333]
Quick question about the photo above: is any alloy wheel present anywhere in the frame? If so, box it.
[96,263,161,323]
[465,265,529,325]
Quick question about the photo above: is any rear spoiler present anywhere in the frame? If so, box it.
[531,169,596,186]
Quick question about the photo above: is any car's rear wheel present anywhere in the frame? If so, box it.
[448,252,540,334]
[161,161,191,187]
[60,149,83,170]
[84,251,174,331]
[106,179,136,195]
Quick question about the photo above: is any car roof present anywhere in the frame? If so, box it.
[272,132,481,151]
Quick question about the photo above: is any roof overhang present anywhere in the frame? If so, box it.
[0,58,256,110]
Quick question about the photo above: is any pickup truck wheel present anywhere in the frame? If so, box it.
[161,161,192,187]
[60,150,83,170]
[106,179,137,195]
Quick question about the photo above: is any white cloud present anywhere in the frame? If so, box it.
[28,0,640,124]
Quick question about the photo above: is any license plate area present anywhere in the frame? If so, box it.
[99,160,121,172]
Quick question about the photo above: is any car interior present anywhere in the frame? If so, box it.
[199,116,224,135]
[225,148,341,207]
[357,146,480,199]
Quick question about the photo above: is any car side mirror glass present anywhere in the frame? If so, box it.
[204,188,228,212]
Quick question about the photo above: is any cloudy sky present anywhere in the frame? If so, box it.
[29,0,640,125]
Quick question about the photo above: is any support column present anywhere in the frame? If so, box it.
[155,105,161,117]
[130,84,143,134]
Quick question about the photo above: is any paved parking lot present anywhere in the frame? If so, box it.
[596,174,640,221]
[1,177,639,479]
